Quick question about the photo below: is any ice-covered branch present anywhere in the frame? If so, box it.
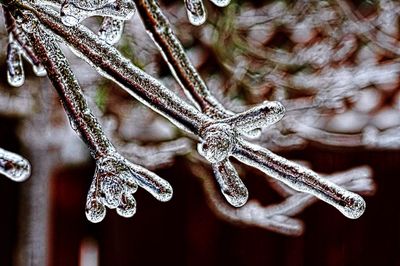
[23,15,172,223]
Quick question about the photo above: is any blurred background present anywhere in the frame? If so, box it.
[1,0,400,265]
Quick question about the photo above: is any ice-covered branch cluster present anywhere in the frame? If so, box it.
[0,0,384,235]
[22,14,172,222]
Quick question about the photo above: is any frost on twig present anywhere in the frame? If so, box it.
[192,164,375,236]
[0,147,30,182]
[24,3,369,219]
[23,15,172,223]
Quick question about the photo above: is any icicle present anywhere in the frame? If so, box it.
[6,37,25,87]
[85,188,107,223]
[183,0,231,25]
[84,156,142,222]
[0,148,31,182]
[23,16,172,223]
[184,0,206,26]
[98,17,124,45]
[212,160,248,207]
[208,0,230,7]
[89,156,137,206]
[116,192,137,217]
[60,0,135,26]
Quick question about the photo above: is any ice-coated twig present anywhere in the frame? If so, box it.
[233,140,366,218]
[0,147,30,182]
[60,0,135,26]
[23,14,172,223]
[194,164,375,235]
[135,0,230,117]
[3,6,46,87]
[27,4,209,132]
[24,3,368,219]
